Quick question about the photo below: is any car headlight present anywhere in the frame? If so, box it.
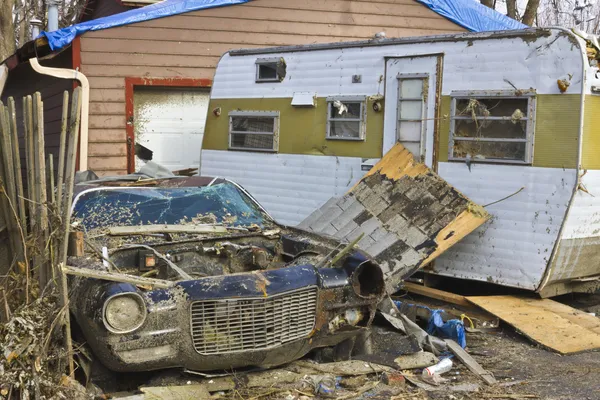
[103,293,147,333]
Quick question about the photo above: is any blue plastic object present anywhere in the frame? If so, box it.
[41,0,252,51]
[393,300,467,348]
[416,0,528,32]
[426,309,467,349]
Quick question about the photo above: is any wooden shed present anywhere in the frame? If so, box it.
[0,0,484,176]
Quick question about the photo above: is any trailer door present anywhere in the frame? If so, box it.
[384,55,443,169]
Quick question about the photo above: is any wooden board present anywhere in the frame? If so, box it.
[403,282,472,308]
[467,295,600,354]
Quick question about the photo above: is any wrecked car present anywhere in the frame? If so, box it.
[67,176,385,373]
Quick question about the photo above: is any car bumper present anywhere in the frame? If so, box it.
[72,261,382,372]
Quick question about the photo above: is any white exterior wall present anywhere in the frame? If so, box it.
[202,29,591,289]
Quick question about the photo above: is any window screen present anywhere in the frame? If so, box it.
[449,94,535,164]
[229,113,278,152]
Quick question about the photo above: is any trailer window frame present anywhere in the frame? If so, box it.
[325,96,367,141]
[228,111,279,153]
[448,90,536,165]
[255,57,286,83]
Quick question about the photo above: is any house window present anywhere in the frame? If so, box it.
[397,75,427,158]
[326,96,366,140]
[229,111,279,152]
[449,91,535,164]
[255,58,286,82]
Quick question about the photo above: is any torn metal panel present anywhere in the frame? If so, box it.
[301,143,489,292]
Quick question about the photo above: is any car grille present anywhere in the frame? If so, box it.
[190,287,317,355]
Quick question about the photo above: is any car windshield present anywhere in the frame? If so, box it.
[71,182,270,231]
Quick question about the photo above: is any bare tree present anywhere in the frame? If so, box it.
[539,0,600,34]
[1,0,17,61]
[480,0,542,25]
[2,0,87,62]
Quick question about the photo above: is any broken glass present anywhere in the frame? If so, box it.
[72,182,269,231]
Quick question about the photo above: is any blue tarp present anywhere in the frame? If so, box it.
[416,0,527,32]
[41,0,252,51]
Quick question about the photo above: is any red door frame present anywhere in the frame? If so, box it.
[124,77,213,173]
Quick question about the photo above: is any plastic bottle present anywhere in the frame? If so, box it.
[316,376,337,395]
[422,358,453,377]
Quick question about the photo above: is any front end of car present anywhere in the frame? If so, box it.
[71,253,384,372]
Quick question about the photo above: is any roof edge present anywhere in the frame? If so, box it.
[228,28,552,57]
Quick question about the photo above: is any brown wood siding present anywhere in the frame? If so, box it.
[80,0,466,176]
[1,49,73,182]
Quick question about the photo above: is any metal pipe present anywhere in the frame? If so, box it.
[47,0,59,32]
[30,18,43,39]
[29,58,90,171]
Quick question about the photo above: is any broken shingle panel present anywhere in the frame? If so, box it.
[365,233,399,257]
[344,217,381,242]
[333,219,359,239]
[331,200,365,230]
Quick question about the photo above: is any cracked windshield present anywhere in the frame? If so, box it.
[72,182,269,231]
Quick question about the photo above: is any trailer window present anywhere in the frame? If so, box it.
[449,93,535,164]
[397,76,427,158]
[255,58,286,82]
[228,111,279,152]
[326,97,366,140]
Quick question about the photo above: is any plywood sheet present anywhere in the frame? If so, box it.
[467,295,600,354]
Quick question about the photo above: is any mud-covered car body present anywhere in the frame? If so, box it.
[68,176,384,372]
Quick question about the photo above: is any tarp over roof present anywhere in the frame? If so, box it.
[41,0,526,52]
[41,0,252,51]
[416,0,528,32]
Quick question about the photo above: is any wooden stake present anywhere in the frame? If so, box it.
[47,154,55,205]
[8,98,27,237]
[24,96,36,232]
[33,93,49,287]
[56,91,69,212]
[0,104,19,262]
[59,87,82,377]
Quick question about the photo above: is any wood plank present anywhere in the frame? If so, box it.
[107,224,227,236]
[239,0,444,18]
[82,52,219,68]
[132,15,460,37]
[84,65,214,79]
[445,339,497,386]
[89,89,126,103]
[192,3,461,29]
[89,142,127,157]
[88,156,129,170]
[89,115,126,129]
[467,295,600,354]
[403,282,472,308]
[90,102,125,115]
[63,264,174,289]
[82,38,266,57]
[88,128,126,143]
[88,77,125,89]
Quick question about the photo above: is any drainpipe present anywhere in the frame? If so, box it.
[30,18,43,39]
[46,0,59,32]
[29,58,90,171]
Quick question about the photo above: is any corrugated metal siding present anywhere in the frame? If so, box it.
[80,0,466,175]
[210,32,581,99]
[548,169,600,282]
[201,150,364,225]
[434,163,575,290]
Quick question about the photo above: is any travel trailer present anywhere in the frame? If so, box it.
[200,28,600,296]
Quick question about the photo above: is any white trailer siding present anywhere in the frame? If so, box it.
[202,29,596,291]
